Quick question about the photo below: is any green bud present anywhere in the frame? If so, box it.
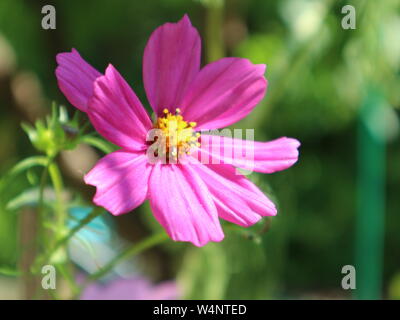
[22,102,83,157]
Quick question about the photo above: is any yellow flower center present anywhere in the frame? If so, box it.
[154,108,200,161]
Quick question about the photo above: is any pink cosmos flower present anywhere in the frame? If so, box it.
[55,15,300,247]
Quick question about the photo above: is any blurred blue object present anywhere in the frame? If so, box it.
[67,206,139,278]
[68,206,111,243]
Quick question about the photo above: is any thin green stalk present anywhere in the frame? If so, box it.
[31,157,105,298]
[0,155,48,192]
[81,135,117,154]
[204,0,225,63]
[30,158,53,275]
[47,160,79,299]
[87,232,169,282]
[48,161,65,236]
[56,263,80,298]
[43,207,104,263]
[36,162,49,247]
[26,159,50,299]
[32,208,104,274]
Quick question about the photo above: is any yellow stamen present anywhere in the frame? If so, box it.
[154,108,200,161]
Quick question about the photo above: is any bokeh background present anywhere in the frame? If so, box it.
[0,0,399,299]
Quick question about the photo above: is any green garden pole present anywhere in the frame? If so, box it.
[354,86,386,299]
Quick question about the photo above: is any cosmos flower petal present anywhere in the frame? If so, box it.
[192,154,276,227]
[200,135,300,173]
[143,14,201,116]
[180,57,267,129]
[84,151,152,215]
[55,48,102,112]
[148,163,224,247]
[88,64,152,151]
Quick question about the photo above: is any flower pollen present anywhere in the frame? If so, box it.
[154,108,200,160]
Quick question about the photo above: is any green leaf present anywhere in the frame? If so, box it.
[0,266,20,277]
[81,135,118,154]
[26,168,38,185]
[0,156,48,192]
[6,188,40,211]
[21,122,37,143]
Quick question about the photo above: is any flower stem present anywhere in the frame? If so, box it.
[33,206,104,273]
[0,155,48,192]
[56,263,80,298]
[37,161,50,247]
[48,161,65,235]
[87,232,169,282]
[81,135,117,154]
[47,160,81,299]
[29,161,49,299]
[53,207,103,254]
[204,0,225,63]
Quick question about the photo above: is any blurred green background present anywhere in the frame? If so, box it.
[0,0,399,299]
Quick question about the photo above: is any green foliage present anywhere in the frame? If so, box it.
[21,104,81,158]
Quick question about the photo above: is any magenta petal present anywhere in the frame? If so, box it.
[143,15,201,116]
[180,57,267,129]
[192,156,276,227]
[88,64,152,151]
[84,151,152,215]
[55,48,102,112]
[200,135,300,173]
[148,163,224,247]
